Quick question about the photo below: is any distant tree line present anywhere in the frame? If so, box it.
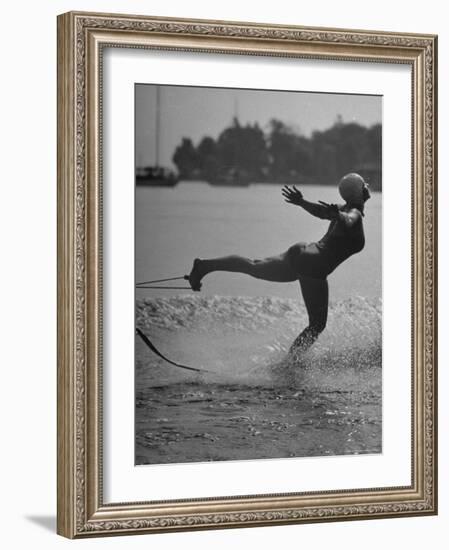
[172,117,382,189]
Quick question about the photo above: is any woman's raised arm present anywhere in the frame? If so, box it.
[282,186,332,220]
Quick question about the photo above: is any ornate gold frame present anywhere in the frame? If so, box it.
[57,11,438,538]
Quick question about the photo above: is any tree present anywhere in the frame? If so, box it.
[216,118,269,180]
[267,119,312,181]
[197,136,220,180]
[171,117,382,186]
[172,138,198,179]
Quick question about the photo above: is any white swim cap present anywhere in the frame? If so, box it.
[338,173,367,204]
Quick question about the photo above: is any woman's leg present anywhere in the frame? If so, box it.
[188,253,297,290]
[289,275,329,356]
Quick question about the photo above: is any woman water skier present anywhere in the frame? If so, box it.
[187,173,371,355]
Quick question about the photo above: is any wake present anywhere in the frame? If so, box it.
[136,295,381,390]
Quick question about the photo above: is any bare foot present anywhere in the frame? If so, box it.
[188,258,204,291]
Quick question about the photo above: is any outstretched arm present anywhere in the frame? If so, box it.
[282,186,362,227]
[282,186,332,220]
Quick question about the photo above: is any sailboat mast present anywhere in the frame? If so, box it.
[155,85,160,167]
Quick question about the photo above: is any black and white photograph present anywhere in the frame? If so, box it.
[2,0,441,544]
[134,83,382,466]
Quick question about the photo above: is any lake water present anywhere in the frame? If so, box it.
[135,183,382,465]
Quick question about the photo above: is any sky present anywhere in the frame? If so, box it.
[135,84,382,169]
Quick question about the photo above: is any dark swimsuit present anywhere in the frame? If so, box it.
[286,210,365,280]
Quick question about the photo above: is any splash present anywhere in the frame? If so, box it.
[136,295,382,390]
[136,295,382,464]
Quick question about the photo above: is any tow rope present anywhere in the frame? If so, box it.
[136,275,191,290]
[136,274,212,373]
